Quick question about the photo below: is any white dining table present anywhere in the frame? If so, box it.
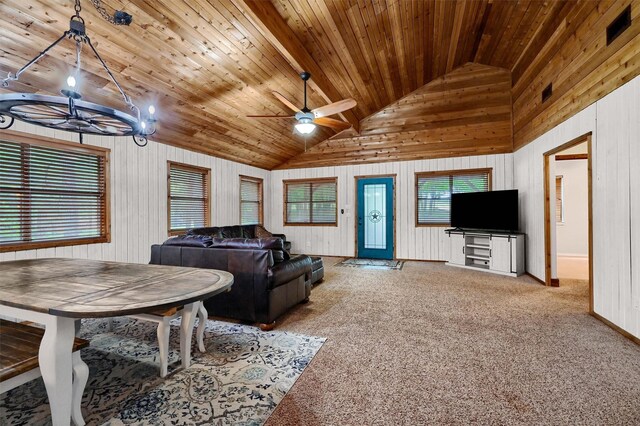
[0,258,233,426]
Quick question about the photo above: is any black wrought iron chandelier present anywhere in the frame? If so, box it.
[0,0,156,146]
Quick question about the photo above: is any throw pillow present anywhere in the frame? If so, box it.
[254,225,273,239]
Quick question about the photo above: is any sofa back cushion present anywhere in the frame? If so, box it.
[210,237,289,263]
[163,234,213,247]
[189,225,276,241]
[209,237,279,249]
[187,227,222,238]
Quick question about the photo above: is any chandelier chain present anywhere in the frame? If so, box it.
[90,0,126,25]
[74,0,82,18]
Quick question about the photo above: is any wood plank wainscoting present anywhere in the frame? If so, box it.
[269,153,514,259]
[0,121,271,265]
[514,75,640,340]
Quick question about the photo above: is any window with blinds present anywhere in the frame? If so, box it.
[240,176,263,225]
[167,161,210,235]
[0,135,110,252]
[284,178,337,225]
[555,176,564,223]
[416,169,491,225]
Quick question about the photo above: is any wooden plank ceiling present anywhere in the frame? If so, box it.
[0,0,622,170]
[277,63,512,169]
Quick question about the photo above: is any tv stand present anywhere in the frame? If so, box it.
[445,229,525,277]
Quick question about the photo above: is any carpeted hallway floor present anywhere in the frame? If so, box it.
[265,259,640,425]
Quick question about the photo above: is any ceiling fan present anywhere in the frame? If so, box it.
[247,72,356,135]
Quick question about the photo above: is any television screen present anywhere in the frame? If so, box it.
[450,190,519,232]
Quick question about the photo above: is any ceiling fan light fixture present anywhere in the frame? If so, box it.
[294,111,316,134]
[295,120,316,135]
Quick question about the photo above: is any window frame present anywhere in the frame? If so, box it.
[239,175,264,225]
[0,130,111,253]
[283,177,338,227]
[167,161,211,236]
[556,175,564,224]
[414,168,493,227]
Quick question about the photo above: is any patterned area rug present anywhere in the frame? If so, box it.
[334,258,404,270]
[0,317,325,425]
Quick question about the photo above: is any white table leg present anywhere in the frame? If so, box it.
[157,318,170,378]
[39,316,75,426]
[180,302,198,369]
[196,302,208,353]
[71,351,89,426]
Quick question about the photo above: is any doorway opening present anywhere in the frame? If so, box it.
[543,132,593,312]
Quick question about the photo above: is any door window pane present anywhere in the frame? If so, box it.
[364,183,386,249]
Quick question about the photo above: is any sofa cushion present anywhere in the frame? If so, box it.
[208,237,289,262]
[187,227,222,238]
[268,254,312,289]
[163,234,213,248]
[241,225,257,238]
[210,237,283,250]
[220,226,243,238]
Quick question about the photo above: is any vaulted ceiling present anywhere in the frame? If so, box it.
[0,0,621,169]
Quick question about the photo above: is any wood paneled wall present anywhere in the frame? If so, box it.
[514,75,640,339]
[269,153,514,259]
[276,63,512,169]
[512,0,640,149]
[0,122,271,264]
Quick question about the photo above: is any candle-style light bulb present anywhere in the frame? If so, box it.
[148,105,155,115]
[66,75,76,88]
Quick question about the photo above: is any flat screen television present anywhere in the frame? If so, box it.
[450,190,519,232]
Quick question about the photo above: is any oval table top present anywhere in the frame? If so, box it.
[0,258,234,318]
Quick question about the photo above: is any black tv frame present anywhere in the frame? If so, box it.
[450,189,519,233]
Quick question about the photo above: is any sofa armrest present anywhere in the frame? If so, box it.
[271,234,292,252]
[268,254,311,288]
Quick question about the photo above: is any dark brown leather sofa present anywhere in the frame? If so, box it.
[150,226,311,330]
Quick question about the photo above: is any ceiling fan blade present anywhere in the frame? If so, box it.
[272,91,300,113]
[246,115,294,119]
[313,116,352,131]
[312,98,357,118]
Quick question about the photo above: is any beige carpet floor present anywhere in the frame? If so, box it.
[265,259,640,425]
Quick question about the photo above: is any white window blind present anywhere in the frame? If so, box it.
[168,162,209,233]
[285,179,337,225]
[240,176,262,225]
[416,170,491,225]
[0,138,109,250]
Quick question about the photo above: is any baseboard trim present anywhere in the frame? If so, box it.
[303,255,447,263]
[591,312,640,345]
[550,278,560,287]
[396,258,446,263]
[525,272,545,285]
